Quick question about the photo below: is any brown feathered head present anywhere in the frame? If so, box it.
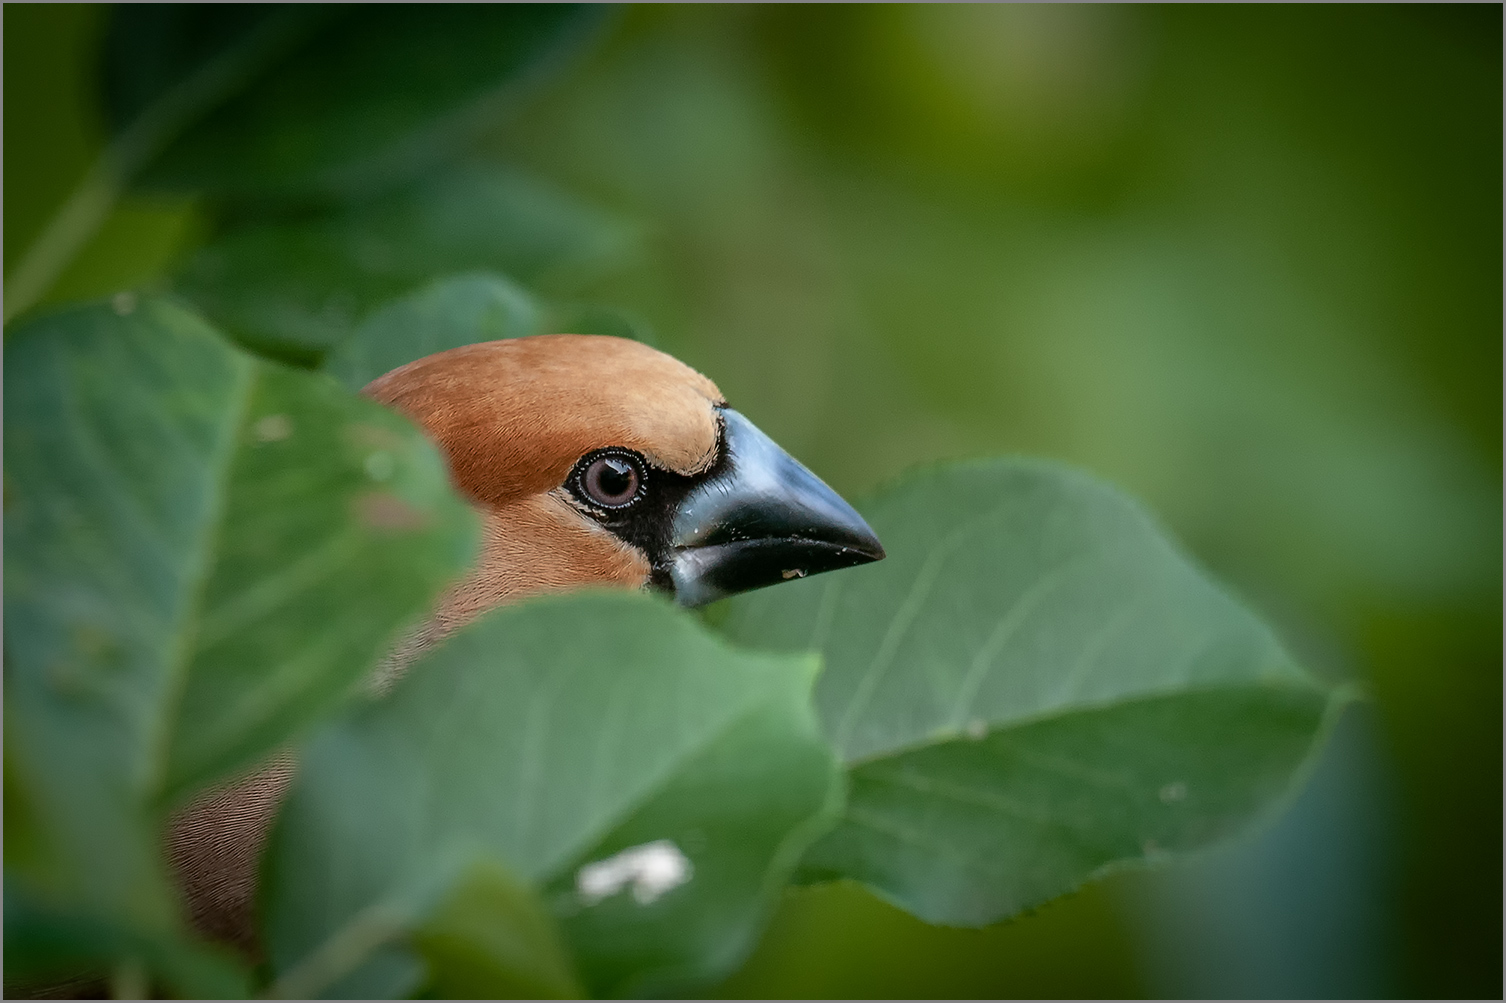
[167,334,884,956]
[364,334,883,639]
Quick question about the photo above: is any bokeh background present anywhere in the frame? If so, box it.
[7,4,1501,997]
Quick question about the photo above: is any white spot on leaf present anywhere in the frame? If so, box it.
[1158,781,1187,804]
[576,839,692,906]
[111,291,136,316]
[965,718,988,740]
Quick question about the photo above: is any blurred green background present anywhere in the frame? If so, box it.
[6,4,1500,998]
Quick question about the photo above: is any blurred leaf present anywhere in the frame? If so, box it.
[412,860,584,1000]
[3,297,475,989]
[3,730,55,878]
[548,300,660,347]
[173,164,633,362]
[323,274,661,394]
[325,273,544,393]
[721,460,1338,925]
[263,592,841,998]
[4,882,248,1000]
[106,5,609,198]
[100,6,308,131]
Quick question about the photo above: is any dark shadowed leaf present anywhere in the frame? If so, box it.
[3,881,248,1000]
[101,6,321,133]
[3,298,475,991]
[106,5,610,198]
[325,273,544,392]
[173,165,632,361]
[263,592,841,998]
[411,861,584,1000]
[720,459,1340,925]
[4,718,249,998]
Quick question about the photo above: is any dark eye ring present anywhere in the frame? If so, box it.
[575,451,645,509]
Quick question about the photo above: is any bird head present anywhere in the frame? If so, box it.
[365,335,884,636]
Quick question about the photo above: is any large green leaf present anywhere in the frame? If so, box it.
[263,592,841,998]
[3,297,475,990]
[105,5,609,198]
[172,165,633,361]
[720,459,1341,925]
[324,273,544,393]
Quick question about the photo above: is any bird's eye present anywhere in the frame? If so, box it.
[580,453,643,508]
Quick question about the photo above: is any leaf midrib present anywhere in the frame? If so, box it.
[291,662,814,989]
[146,357,259,805]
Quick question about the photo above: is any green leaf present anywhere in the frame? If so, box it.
[101,7,313,133]
[4,882,248,1000]
[548,301,660,348]
[325,273,544,393]
[3,297,475,989]
[412,860,584,1000]
[5,728,249,998]
[323,275,658,397]
[173,165,632,361]
[4,295,476,797]
[107,5,610,198]
[720,459,1339,925]
[542,677,846,997]
[263,592,841,998]
[801,687,1333,925]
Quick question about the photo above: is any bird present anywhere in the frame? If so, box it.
[167,333,884,956]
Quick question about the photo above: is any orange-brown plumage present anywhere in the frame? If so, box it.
[365,335,725,506]
[365,335,728,645]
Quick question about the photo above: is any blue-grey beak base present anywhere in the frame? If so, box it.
[668,409,884,606]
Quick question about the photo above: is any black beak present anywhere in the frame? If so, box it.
[668,408,885,607]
